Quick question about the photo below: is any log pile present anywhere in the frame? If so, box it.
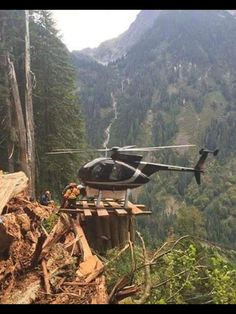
[0,171,108,304]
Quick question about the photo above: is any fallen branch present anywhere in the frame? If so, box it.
[41,259,51,294]
[115,285,141,302]
[108,276,130,303]
[135,231,151,304]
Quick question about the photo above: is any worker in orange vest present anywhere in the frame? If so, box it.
[63,182,80,209]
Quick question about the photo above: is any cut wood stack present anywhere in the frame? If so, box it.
[0,171,107,304]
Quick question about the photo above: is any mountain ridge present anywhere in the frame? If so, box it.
[73,10,160,64]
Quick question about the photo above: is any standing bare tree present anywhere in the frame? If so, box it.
[24,10,36,198]
[6,53,29,177]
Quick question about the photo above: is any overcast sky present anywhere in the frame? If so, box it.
[52,10,140,51]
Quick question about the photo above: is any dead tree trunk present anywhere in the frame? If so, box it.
[1,17,15,173]
[24,10,35,199]
[6,53,29,178]
[6,98,15,172]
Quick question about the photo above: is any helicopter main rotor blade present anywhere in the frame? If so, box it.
[120,144,196,152]
[46,145,196,155]
[121,145,137,149]
[50,148,109,152]
[46,148,110,155]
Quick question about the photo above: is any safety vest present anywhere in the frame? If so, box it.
[64,187,80,199]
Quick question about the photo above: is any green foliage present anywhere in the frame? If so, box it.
[206,257,236,303]
[42,212,59,233]
[174,206,206,238]
[104,235,236,304]
[29,11,87,197]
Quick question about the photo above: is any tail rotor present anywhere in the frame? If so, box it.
[194,148,219,184]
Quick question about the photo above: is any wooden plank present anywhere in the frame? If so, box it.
[127,201,144,215]
[108,201,121,208]
[135,204,146,208]
[76,255,104,284]
[84,209,92,217]
[115,209,127,216]
[97,202,109,216]
[82,200,89,208]
[72,220,93,261]
[108,201,127,216]
[82,200,92,216]
[136,211,152,215]
[97,209,109,216]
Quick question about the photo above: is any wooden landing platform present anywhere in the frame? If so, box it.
[59,199,151,253]
[59,199,152,217]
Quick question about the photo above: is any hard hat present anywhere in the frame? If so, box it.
[69,182,77,187]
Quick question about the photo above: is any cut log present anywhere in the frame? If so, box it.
[110,213,120,248]
[95,216,104,252]
[101,217,112,250]
[0,171,28,215]
[91,275,108,304]
[129,215,135,242]
[76,255,104,283]
[119,216,129,248]
[71,219,93,261]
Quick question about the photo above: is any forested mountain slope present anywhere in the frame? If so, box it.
[73,10,236,248]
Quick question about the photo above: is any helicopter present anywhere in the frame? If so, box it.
[47,145,219,206]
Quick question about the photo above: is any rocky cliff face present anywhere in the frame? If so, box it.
[74,10,160,64]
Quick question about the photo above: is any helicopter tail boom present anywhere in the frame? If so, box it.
[139,148,219,185]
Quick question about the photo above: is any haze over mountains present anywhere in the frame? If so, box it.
[72,10,236,248]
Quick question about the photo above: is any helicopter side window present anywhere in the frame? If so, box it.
[109,163,134,181]
[110,164,122,181]
[92,164,103,179]
[92,162,113,180]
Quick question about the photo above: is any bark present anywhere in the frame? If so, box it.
[24,10,36,199]
[6,53,29,178]
[1,17,15,172]
[6,98,15,172]
[0,171,28,215]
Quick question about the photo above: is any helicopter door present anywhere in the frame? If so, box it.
[91,162,113,181]
[109,162,134,181]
